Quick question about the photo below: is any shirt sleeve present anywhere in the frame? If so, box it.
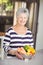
[30,32,34,48]
[27,29,34,48]
[3,31,11,53]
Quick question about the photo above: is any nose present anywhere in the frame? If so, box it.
[22,17,26,21]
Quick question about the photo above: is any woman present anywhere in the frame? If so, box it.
[3,8,34,59]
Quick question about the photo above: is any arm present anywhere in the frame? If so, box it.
[28,30,34,48]
[3,31,16,55]
[3,31,23,59]
[3,32,11,53]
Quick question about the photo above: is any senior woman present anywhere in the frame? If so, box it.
[3,8,34,59]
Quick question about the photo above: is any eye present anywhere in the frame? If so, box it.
[20,17,22,18]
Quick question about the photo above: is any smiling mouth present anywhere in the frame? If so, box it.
[20,21,25,23]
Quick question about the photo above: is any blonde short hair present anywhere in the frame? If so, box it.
[16,8,29,18]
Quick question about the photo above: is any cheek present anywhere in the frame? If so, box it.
[25,19,28,23]
[18,19,22,23]
[17,19,22,24]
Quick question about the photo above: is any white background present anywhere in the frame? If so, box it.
[36,0,43,50]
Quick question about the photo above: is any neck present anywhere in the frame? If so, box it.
[15,23,25,29]
[13,23,27,35]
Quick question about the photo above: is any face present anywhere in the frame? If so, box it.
[17,13,28,26]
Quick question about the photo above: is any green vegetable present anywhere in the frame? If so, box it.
[23,45,30,52]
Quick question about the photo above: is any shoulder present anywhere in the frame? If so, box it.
[5,26,17,35]
[6,26,13,34]
[26,28,33,35]
[27,28,32,33]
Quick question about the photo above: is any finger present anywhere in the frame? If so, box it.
[16,52,23,60]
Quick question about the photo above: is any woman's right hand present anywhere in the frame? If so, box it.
[8,50,23,59]
[8,47,26,60]
[15,50,24,60]
[15,47,26,60]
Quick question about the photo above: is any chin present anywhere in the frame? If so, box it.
[20,24,25,26]
[19,21,26,26]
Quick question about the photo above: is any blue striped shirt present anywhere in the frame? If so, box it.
[3,27,34,53]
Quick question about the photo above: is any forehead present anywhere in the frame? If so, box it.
[17,13,27,17]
